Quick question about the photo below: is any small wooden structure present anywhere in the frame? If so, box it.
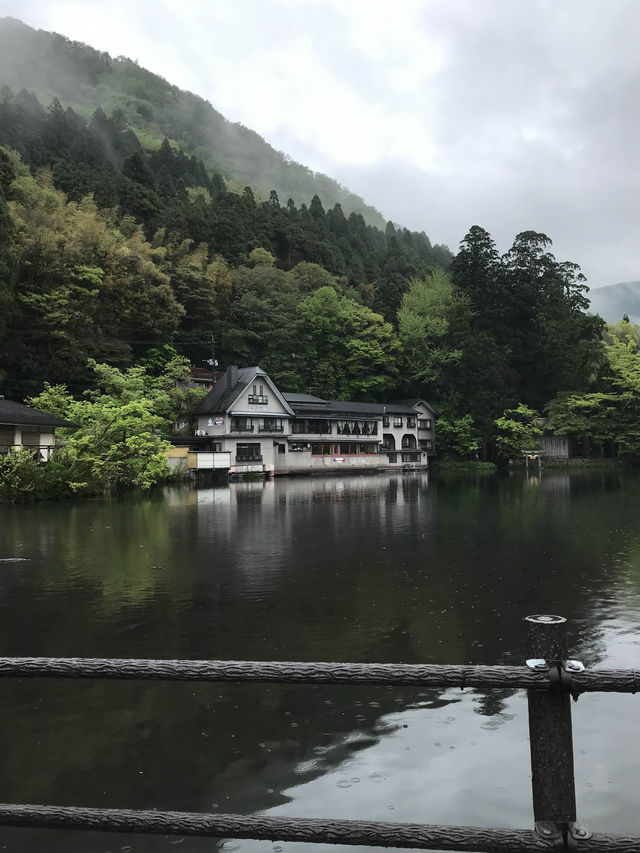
[0,614,638,850]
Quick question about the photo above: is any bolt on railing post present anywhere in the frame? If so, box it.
[525,614,577,830]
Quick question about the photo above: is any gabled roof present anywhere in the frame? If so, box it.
[391,398,439,417]
[283,393,329,406]
[0,398,76,428]
[284,394,417,418]
[195,366,295,416]
[325,400,416,416]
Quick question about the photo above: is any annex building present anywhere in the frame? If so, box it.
[172,365,436,478]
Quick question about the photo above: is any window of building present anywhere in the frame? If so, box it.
[383,415,390,427]
[393,417,403,427]
[381,433,396,451]
[261,417,283,432]
[248,384,268,405]
[407,416,416,428]
[236,443,261,462]
[401,434,417,449]
[418,419,433,430]
[292,419,331,434]
[419,439,434,451]
[311,442,332,455]
[231,417,253,432]
[289,442,310,452]
[277,443,286,454]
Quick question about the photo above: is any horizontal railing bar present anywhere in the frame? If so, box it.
[1,804,638,852]
[0,657,637,693]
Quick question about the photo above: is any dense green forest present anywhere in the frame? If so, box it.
[1,16,638,485]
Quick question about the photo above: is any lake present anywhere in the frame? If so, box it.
[0,469,638,852]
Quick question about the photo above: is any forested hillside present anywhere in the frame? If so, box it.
[0,16,387,228]
[1,17,637,466]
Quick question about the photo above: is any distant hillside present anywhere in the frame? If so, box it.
[588,281,640,324]
[0,16,387,229]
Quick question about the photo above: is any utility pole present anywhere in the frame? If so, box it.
[204,335,218,386]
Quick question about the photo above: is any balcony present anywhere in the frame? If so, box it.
[0,444,57,462]
[236,455,263,464]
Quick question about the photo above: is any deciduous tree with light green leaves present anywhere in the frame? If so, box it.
[546,324,640,457]
[297,286,399,399]
[21,357,201,497]
[436,415,480,459]
[397,271,472,407]
[493,404,543,460]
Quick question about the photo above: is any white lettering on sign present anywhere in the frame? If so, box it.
[215,418,224,425]
[333,457,345,463]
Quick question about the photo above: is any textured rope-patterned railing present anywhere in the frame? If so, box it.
[1,618,638,850]
[0,805,638,852]
[0,656,637,693]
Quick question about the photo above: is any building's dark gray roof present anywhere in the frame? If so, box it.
[287,397,417,418]
[196,366,295,416]
[195,366,261,415]
[0,398,76,428]
[391,398,439,416]
[283,393,329,405]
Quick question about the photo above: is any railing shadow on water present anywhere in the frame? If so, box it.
[0,614,638,851]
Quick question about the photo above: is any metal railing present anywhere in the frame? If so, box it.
[0,444,57,461]
[0,615,638,850]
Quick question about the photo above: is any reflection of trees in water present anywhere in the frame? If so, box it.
[0,471,639,851]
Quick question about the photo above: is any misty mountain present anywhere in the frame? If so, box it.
[0,16,386,229]
[588,281,640,325]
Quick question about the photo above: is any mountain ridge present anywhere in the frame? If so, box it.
[0,16,389,230]
[588,280,640,324]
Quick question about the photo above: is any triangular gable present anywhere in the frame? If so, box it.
[409,399,438,417]
[229,368,295,417]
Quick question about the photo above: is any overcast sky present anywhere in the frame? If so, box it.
[2,0,639,288]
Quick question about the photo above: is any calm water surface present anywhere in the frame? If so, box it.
[0,470,638,852]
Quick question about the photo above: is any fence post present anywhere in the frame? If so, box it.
[525,614,578,841]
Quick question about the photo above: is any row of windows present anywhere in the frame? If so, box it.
[234,442,380,456]
[231,417,283,432]
[311,442,379,456]
[382,416,416,428]
[229,415,432,433]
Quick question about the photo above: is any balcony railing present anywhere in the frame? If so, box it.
[259,426,284,433]
[230,425,254,433]
[0,445,57,461]
[235,455,263,464]
[2,616,635,851]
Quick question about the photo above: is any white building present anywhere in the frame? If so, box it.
[0,397,75,461]
[181,365,436,477]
